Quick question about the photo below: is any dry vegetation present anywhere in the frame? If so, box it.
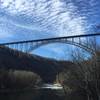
[0,69,41,89]
[57,42,100,100]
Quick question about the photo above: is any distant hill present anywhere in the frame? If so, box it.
[0,46,74,83]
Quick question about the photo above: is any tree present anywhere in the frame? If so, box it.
[69,38,100,100]
[58,37,100,100]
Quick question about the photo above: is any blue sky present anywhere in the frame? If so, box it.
[0,0,100,60]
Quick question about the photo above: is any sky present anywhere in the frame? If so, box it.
[0,0,100,60]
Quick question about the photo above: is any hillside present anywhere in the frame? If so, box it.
[0,46,74,83]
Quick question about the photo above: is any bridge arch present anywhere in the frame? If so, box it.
[27,40,95,56]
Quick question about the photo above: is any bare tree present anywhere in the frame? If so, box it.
[69,37,100,100]
[58,37,100,100]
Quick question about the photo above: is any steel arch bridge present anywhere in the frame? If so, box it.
[0,33,100,55]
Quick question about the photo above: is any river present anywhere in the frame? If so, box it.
[0,83,66,100]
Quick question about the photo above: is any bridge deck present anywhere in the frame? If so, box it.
[0,33,100,45]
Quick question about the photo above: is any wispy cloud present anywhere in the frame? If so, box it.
[0,0,87,38]
[0,17,14,38]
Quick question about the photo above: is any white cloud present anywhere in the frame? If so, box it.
[0,0,87,37]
